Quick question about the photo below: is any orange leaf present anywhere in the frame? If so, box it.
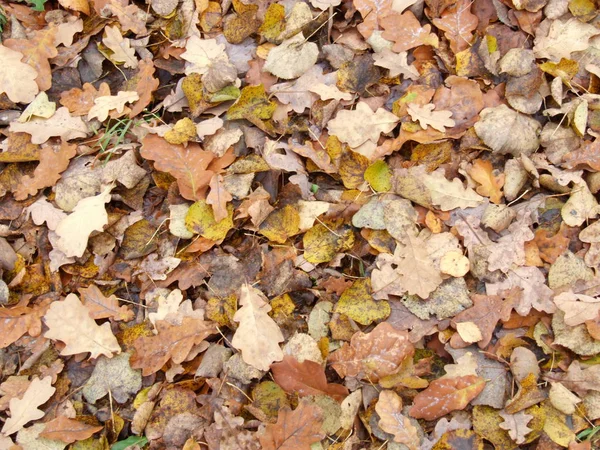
[409,375,486,420]
[206,174,233,222]
[59,83,111,116]
[127,58,160,118]
[259,400,325,450]
[78,284,134,322]
[140,135,215,201]
[40,417,102,444]
[467,159,505,204]
[271,355,349,402]
[380,11,439,53]
[14,141,77,201]
[431,0,478,53]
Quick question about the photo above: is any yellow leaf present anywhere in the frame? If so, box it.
[258,205,300,244]
[164,117,197,145]
[259,3,286,42]
[226,84,275,122]
[364,160,391,192]
[185,200,234,241]
[303,219,354,264]
[339,149,369,189]
[334,278,390,325]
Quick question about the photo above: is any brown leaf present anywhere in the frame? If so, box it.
[126,58,160,118]
[432,0,478,53]
[4,27,58,91]
[0,304,45,348]
[562,140,600,171]
[533,224,570,263]
[329,322,414,381]
[13,141,76,201]
[78,284,134,321]
[206,174,233,222]
[140,135,215,201]
[259,400,325,450]
[375,390,419,449]
[59,83,111,116]
[271,355,349,402]
[450,292,515,349]
[105,0,147,35]
[131,317,216,376]
[40,416,103,444]
[380,11,439,52]
[409,375,486,420]
[353,0,392,38]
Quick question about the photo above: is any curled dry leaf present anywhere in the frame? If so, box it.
[329,322,414,381]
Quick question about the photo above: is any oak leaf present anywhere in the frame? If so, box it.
[40,417,103,444]
[4,27,58,91]
[206,174,233,222]
[59,83,111,116]
[431,0,478,53]
[131,317,216,376]
[87,91,139,122]
[533,18,600,62]
[78,284,134,322]
[13,141,77,201]
[328,102,399,156]
[376,390,419,449]
[381,11,439,52]
[423,169,485,211]
[0,305,45,348]
[102,25,138,69]
[140,135,216,201]
[329,322,414,381]
[54,187,112,258]
[373,49,419,79]
[467,159,505,204]
[1,377,55,436]
[181,36,228,75]
[0,45,39,104]
[43,294,121,359]
[407,103,456,132]
[409,375,486,420]
[259,401,325,450]
[553,292,600,326]
[271,355,349,401]
[231,284,284,371]
[353,0,392,38]
[126,58,160,118]
[9,107,89,145]
[104,0,148,35]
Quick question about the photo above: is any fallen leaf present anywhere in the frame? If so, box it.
[231,284,284,371]
[373,49,420,79]
[82,352,142,404]
[498,410,533,445]
[431,0,478,53]
[207,174,233,222]
[59,83,111,116]
[409,375,486,420]
[102,25,138,69]
[40,417,103,444]
[329,322,414,381]
[1,377,55,436]
[407,103,456,132]
[271,355,349,401]
[259,400,325,450]
[381,11,439,52]
[87,91,140,122]
[264,34,319,80]
[467,159,505,204]
[78,284,134,321]
[376,390,419,449]
[44,294,121,359]
[105,0,148,35]
[10,107,89,145]
[0,45,39,104]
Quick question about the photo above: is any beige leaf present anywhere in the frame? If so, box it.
[207,174,233,222]
[456,322,483,344]
[308,83,353,101]
[181,35,227,75]
[440,250,470,277]
[55,187,112,258]
[9,107,89,145]
[422,170,484,211]
[373,49,419,79]
[328,102,399,150]
[57,0,89,14]
[340,390,361,430]
[376,390,419,449]
[474,104,540,156]
[231,284,284,371]
[533,18,600,62]
[554,292,600,326]
[43,294,121,359]
[0,45,39,104]
[407,103,455,132]
[264,33,319,80]
[27,197,67,231]
[309,0,341,10]
[54,18,84,47]
[443,352,478,378]
[105,0,148,35]
[103,25,138,69]
[561,182,598,227]
[87,91,139,122]
[499,410,533,445]
[1,377,55,436]
[196,117,224,139]
[148,289,184,328]
[549,382,581,415]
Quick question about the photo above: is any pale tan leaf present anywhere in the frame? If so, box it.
[407,103,455,132]
[9,107,89,145]
[181,35,227,75]
[0,45,39,104]
[264,34,319,80]
[44,294,121,359]
[376,390,419,449]
[1,377,55,436]
[499,410,533,444]
[231,284,284,371]
[87,91,139,122]
[102,25,138,69]
[373,49,419,79]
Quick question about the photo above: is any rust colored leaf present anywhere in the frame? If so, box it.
[206,173,233,222]
[59,83,111,116]
[409,375,486,420]
[140,134,215,201]
[259,400,325,450]
[450,292,515,349]
[14,141,77,201]
[78,284,134,322]
[329,322,414,381]
[130,317,216,376]
[380,11,439,53]
[431,0,478,53]
[0,305,44,348]
[467,159,505,204]
[126,58,160,118]
[40,416,103,443]
[353,0,392,39]
[271,355,349,402]
[4,27,58,91]
[533,225,570,264]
